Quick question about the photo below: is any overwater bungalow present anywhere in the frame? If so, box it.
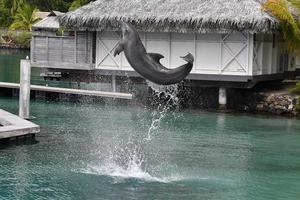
[31,0,299,88]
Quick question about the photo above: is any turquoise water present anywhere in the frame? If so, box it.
[0,49,29,83]
[0,49,42,84]
[0,97,300,200]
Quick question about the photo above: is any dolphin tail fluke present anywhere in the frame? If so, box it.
[180,53,194,64]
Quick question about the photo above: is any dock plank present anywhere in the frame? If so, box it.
[0,109,40,139]
[0,82,133,99]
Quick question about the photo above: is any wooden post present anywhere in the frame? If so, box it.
[112,75,116,92]
[74,31,77,63]
[19,58,31,119]
[219,87,227,109]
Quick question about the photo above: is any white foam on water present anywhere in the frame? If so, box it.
[82,163,165,183]
[79,163,209,183]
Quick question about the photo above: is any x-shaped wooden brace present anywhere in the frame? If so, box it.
[97,32,122,68]
[253,41,262,71]
[221,32,248,72]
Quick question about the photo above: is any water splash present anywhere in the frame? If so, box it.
[81,81,182,182]
[145,81,180,141]
[80,163,199,183]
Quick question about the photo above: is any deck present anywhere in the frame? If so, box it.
[0,109,40,139]
[0,82,133,99]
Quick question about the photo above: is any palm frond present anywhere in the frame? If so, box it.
[263,0,300,53]
[9,3,41,31]
[288,0,300,13]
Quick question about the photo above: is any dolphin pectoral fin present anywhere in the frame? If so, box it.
[113,42,124,57]
[147,53,165,63]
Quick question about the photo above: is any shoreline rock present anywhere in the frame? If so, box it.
[255,93,298,116]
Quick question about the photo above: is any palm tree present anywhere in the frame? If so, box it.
[11,0,25,16]
[69,0,93,11]
[289,0,300,11]
[263,0,300,53]
[9,3,40,31]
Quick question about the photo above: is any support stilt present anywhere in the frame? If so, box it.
[19,58,31,119]
[112,75,116,92]
[219,87,227,109]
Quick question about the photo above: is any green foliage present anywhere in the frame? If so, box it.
[27,0,73,12]
[0,9,12,27]
[11,0,25,16]
[289,0,300,12]
[10,31,32,48]
[1,0,75,16]
[297,96,300,111]
[290,81,300,94]
[0,0,13,27]
[56,27,65,36]
[0,30,31,48]
[0,0,95,29]
[69,0,93,11]
[263,0,300,54]
[9,3,40,31]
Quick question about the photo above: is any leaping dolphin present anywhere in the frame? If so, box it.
[114,21,194,85]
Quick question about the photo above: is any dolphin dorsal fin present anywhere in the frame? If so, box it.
[148,53,164,63]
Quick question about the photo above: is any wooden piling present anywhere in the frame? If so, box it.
[219,87,227,109]
[112,75,116,92]
[19,59,31,119]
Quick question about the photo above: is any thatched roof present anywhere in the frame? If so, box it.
[59,0,279,33]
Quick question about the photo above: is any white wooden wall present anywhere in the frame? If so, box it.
[252,34,288,75]
[96,31,253,76]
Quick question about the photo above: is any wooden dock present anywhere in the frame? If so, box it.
[0,109,40,139]
[0,82,133,99]
[0,59,134,119]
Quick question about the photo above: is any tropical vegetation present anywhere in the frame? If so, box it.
[0,0,13,27]
[0,0,94,29]
[263,0,300,53]
[69,0,93,11]
[290,81,300,94]
[263,1,300,110]
[9,4,40,31]
[0,0,93,48]
[0,0,299,52]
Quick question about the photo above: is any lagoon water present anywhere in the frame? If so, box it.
[0,49,28,83]
[0,97,300,200]
[0,49,42,84]
[1,49,300,200]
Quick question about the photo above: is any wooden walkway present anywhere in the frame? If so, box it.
[0,109,40,139]
[0,82,133,99]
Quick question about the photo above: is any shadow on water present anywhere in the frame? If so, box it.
[0,136,39,150]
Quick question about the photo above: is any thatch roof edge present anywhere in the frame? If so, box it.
[59,17,279,34]
[58,0,280,33]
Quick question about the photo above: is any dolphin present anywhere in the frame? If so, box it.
[113,21,194,85]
